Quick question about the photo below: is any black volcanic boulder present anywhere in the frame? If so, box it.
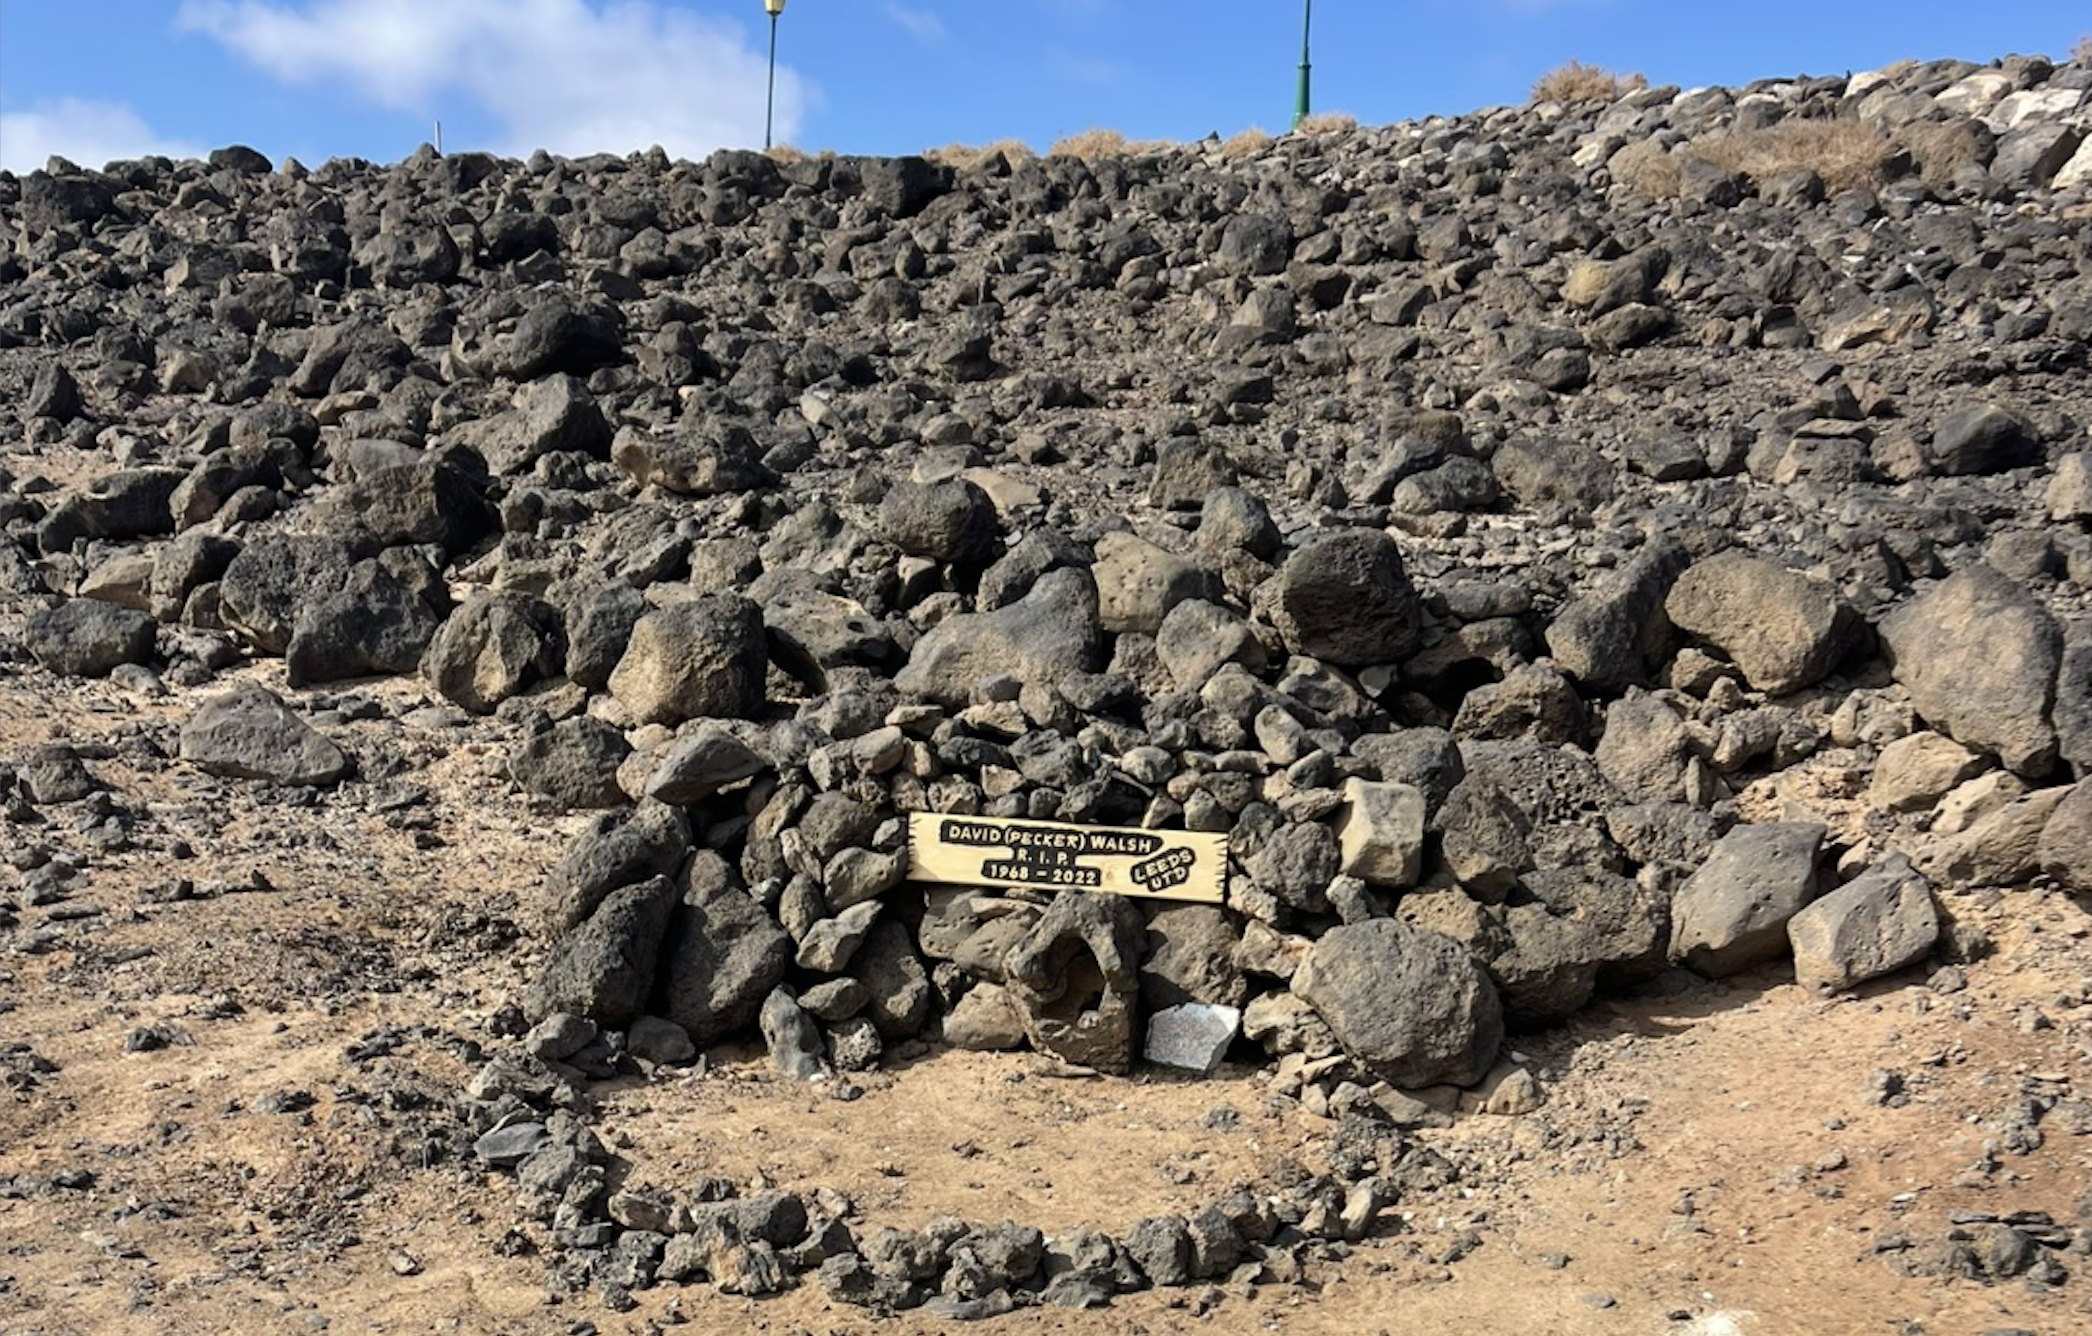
[494,290,623,380]
[611,423,772,496]
[178,686,351,787]
[664,854,792,1046]
[1272,529,1422,667]
[1293,918,1503,1087]
[27,362,83,422]
[1545,537,1690,692]
[508,716,632,810]
[1668,823,1826,977]
[26,600,156,677]
[545,802,690,933]
[1004,892,1147,1074]
[896,568,1103,708]
[874,478,1000,566]
[561,581,649,691]
[853,154,952,217]
[289,315,409,397]
[219,535,357,656]
[286,559,441,686]
[306,461,491,558]
[19,170,117,234]
[36,468,185,555]
[525,874,678,1027]
[1491,437,1615,518]
[1928,402,2037,476]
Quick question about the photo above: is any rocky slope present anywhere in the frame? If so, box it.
[4,51,2091,1319]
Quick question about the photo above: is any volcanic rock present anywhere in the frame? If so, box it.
[1293,918,1503,1088]
[178,686,351,787]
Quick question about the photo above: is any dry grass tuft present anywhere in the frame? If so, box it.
[1531,60,1648,106]
[1220,127,1275,159]
[1616,119,1891,198]
[1294,112,1360,136]
[924,139,1037,172]
[1047,128,1175,161]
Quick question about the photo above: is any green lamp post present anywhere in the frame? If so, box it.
[764,0,787,150]
[1292,0,1312,130]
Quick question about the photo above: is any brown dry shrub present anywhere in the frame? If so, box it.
[1532,60,1648,105]
[1896,117,1993,190]
[2074,35,2091,64]
[1221,128,1275,159]
[924,139,1036,172]
[1708,119,1891,192]
[1294,112,1359,136]
[1617,119,1891,197]
[765,144,837,165]
[1048,128,1174,160]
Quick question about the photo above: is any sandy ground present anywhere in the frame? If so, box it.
[3,655,2088,1336]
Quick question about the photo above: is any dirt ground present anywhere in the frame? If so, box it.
[3,656,2088,1336]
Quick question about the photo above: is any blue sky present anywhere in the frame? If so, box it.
[0,0,2085,171]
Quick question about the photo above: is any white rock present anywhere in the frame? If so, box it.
[1144,1002,1241,1074]
[2054,137,2092,192]
[1987,87,2087,132]
[1935,70,2016,117]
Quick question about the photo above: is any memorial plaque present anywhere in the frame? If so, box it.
[906,813,1227,905]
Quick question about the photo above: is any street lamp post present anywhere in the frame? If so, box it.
[764,0,787,150]
[1292,0,1312,130]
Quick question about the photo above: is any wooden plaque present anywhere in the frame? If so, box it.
[906,813,1227,905]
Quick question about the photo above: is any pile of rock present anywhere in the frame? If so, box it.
[6,47,2092,1310]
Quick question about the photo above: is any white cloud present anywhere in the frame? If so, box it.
[882,3,944,44]
[0,98,204,173]
[175,0,810,159]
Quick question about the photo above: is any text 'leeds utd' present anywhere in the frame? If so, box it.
[905,813,1228,905]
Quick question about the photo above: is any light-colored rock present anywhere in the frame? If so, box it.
[1869,731,1986,813]
[1144,1003,1241,1075]
[608,595,768,726]
[1332,778,1427,888]
[1932,770,2030,835]
[2047,453,2092,522]
[1935,69,2016,117]
[941,983,1028,1051]
[1987,86,2086,132]
[1918,786,2074,887]
[1155,599,1266,688]
[1092,531,1218,636]
[2054,135,2092,191]
[1664,552,1859,695]
[896,568,1102,708]
[1464,1063,1544,1116]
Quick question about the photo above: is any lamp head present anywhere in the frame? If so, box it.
[765,0,785,14]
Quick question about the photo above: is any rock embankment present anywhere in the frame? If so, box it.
[4,48,2090,1312]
